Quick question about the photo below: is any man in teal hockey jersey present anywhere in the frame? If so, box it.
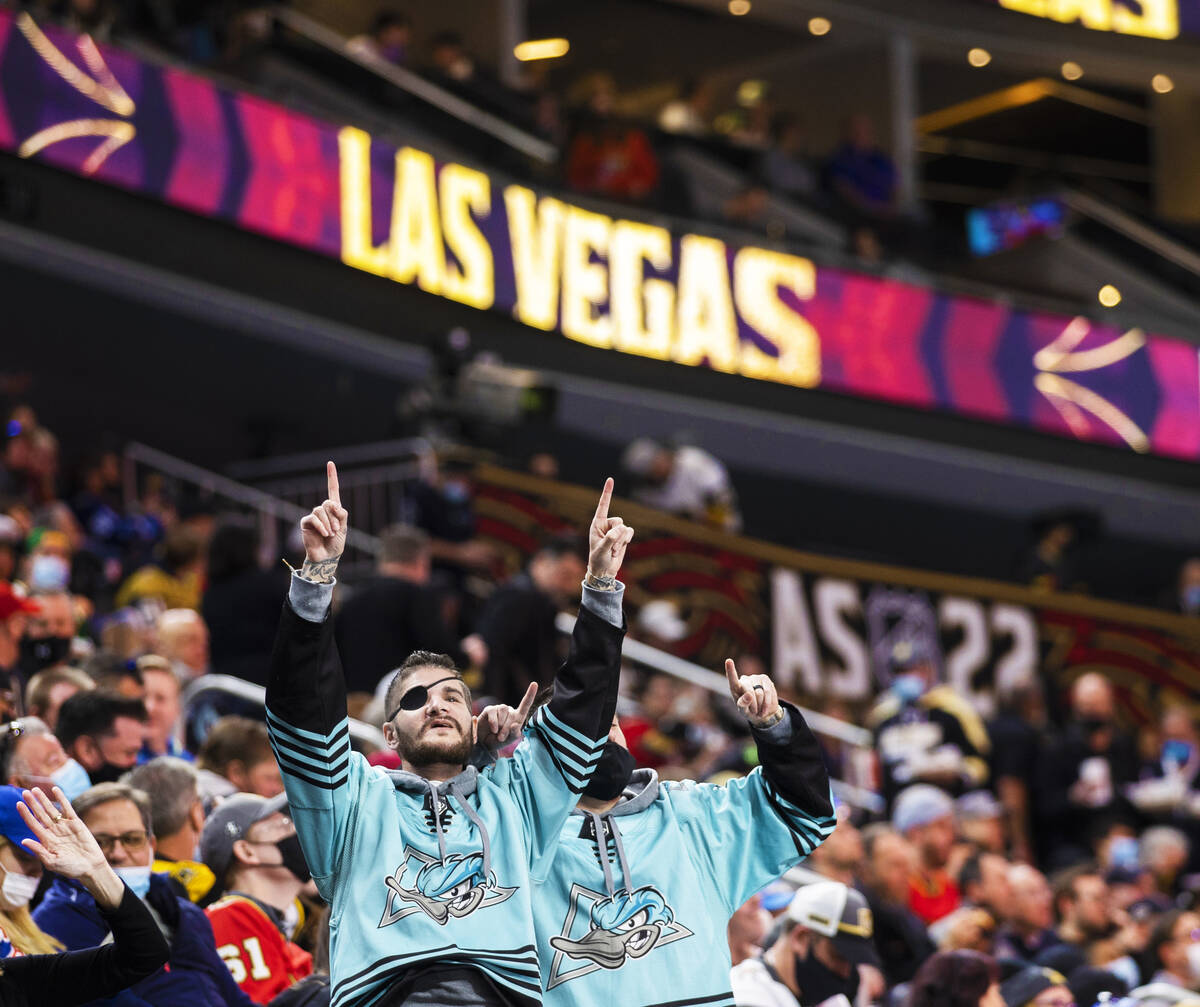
[266,463,632,1007]
[519,657,837,1007]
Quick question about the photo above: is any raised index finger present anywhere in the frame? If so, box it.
[593,477,614,523]
[725,659,744,697]
[327,461,341,506]
[515,681,539,722]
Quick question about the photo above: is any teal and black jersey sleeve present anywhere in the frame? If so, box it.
[265,578,369,896]
[486,588,625,881]
[664,702,836,914]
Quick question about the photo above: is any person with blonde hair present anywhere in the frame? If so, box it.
[0,783,63,956]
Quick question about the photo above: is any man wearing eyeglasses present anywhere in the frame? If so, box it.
[267,463,630,1007]
[33,781,255,1007]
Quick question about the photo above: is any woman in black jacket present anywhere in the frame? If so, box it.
[0,785,168,1007]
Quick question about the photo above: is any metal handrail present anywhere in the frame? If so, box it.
[271,6,557,165]
[226,437,434,482]
[182,673,388,750]
[1063,189,1200,281]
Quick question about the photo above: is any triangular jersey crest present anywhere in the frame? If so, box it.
[378,845,518,928]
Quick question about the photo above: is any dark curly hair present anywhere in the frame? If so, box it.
[907,951,998,1007]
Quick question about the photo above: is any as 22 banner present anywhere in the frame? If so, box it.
[3,10,1199,460]
[473,466,1200,723]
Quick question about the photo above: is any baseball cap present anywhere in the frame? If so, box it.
[786,880,881,967]
[200,792,288,882]
[957,791,1003,821]
[893,784,955,834]
[1001,966,1069,1007]
[0,785,37,848]
[0,583,39,622]
[759,880,797,913]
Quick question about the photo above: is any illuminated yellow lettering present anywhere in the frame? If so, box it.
[610,221,674,360]
[1048,0,1113,29]
[674,234,737,374]
[733,247,821,388]
[504,185,564,331]
[998,0,1047,15]
[1112,0,1178,38]
[560,205,613,349]
[388,147,443,294]
[337,126,389,277]
[439,163,494,311]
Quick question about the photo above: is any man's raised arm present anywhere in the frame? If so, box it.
[265,462,363,894]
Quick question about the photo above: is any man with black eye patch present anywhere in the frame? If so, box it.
[265,463,632,1007]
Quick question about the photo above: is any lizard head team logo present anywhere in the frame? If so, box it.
[378,848,517,928]
[547,883,692,988]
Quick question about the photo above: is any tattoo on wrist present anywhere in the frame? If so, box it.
[585,570,617,591]
[752,708,786,729]
[299,555,341,584]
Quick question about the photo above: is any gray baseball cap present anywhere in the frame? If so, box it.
[200,792,289,882]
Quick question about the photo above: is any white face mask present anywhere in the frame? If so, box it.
[0,864,39,908]
[1187,941,1200,982]
[48,759,92,802]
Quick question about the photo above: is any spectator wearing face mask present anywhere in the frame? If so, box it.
[1,717,92,802]
[20,590,76,683]
[34,782,255,1007]
[0,784,63,956]
[55,690,147,786]
[732,880,882,1007]
[201,794,314,1003]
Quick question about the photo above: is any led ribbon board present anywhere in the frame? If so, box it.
[986,0,1200,39]
[2,9,1199,460]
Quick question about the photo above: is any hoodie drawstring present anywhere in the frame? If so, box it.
[587,812,615,896]
[426,780,447,863]
[450,781,491,879]
[609,815,632,894]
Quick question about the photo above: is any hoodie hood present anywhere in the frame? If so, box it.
[381,765,491,878]
[383,764,479,797]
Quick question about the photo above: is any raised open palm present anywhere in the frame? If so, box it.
[17,786,108,881]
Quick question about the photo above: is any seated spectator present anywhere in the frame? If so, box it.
[195,717,281,807]
[761,113,816,198]
[893,784,961,925]
[1000,966,1074,1007]
[0,784,63,956]
[201,516,289,686]
[957,851,1013,928]
[657,78,713,136]
[566,75,660,203]
[622,437,741,531]
[334,525,473,695]
[727,893,771,967]
[1035,673,1139,868]
[474,534,585,701]
[1140,827,1190,901]
[156,608,210,682]
[731,880,881,1006]
[116,527,204,611]
[824,113,897,216]
[907,950,1004,1007]
[22,529,73,595]
[1142,909,1200,990]
[126,757,214,907]
[24,665,93,730]
[0,584,39,717]
[34,782,254,1007]
[996,864,1060,962]
[20,589,76,682]
[55,690,147,786]
[202,794,314,1003]
[859,823,936,985]
[956,792,1007,855]
[86,652,143,697]
[1,717,91,800]
[1052,864,1114,954]
[136,656,188,760]
[346,10,410,65]
[806,804,864,887]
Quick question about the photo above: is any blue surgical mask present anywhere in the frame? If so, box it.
[892,673,925,703]
[1164,739,1195,768]
[1184,585,1200,613]
[49,759,91,802]
[115,866,152,899]
[1108,835,1140,871]
[29,554,70,592]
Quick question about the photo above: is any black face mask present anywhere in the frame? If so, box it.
[88,761,129,786]
[275,834,311,884]
[583,742,636,801]
[1077,716,1111,737]
[19,635,70,673]
[794,945,860,1005]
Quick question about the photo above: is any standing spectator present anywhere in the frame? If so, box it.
[55,691,147,786]
[893,784,961,925]
[474,534,585,701]
[19,590,75,683]
[346,10,410,65]
[996,865,1060,961]
[156,609,210,682]
[731,881,881,1006]
[202,795,314,1003]
[657,78,713,136]
[202,516,289,687]
[334,525,473,695]
[116,527,204,611]
[1019,511,1096,593]
[1172,558,1200,614]
[824,114,896,216]
[195,717,282,806]
[25,666,93,731]
[622,437,741,531]
[0,584,37,718]
[1,717,91,800]
[989,682,1046,863]
[34,782,255,1007]
[126,757,214,907]
[859,824,937,985]
[761,114,816,198]
[136,656,188,761]
[907,950,1004,1007]
[566,75,660,203]
[1035,673,1139,868]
